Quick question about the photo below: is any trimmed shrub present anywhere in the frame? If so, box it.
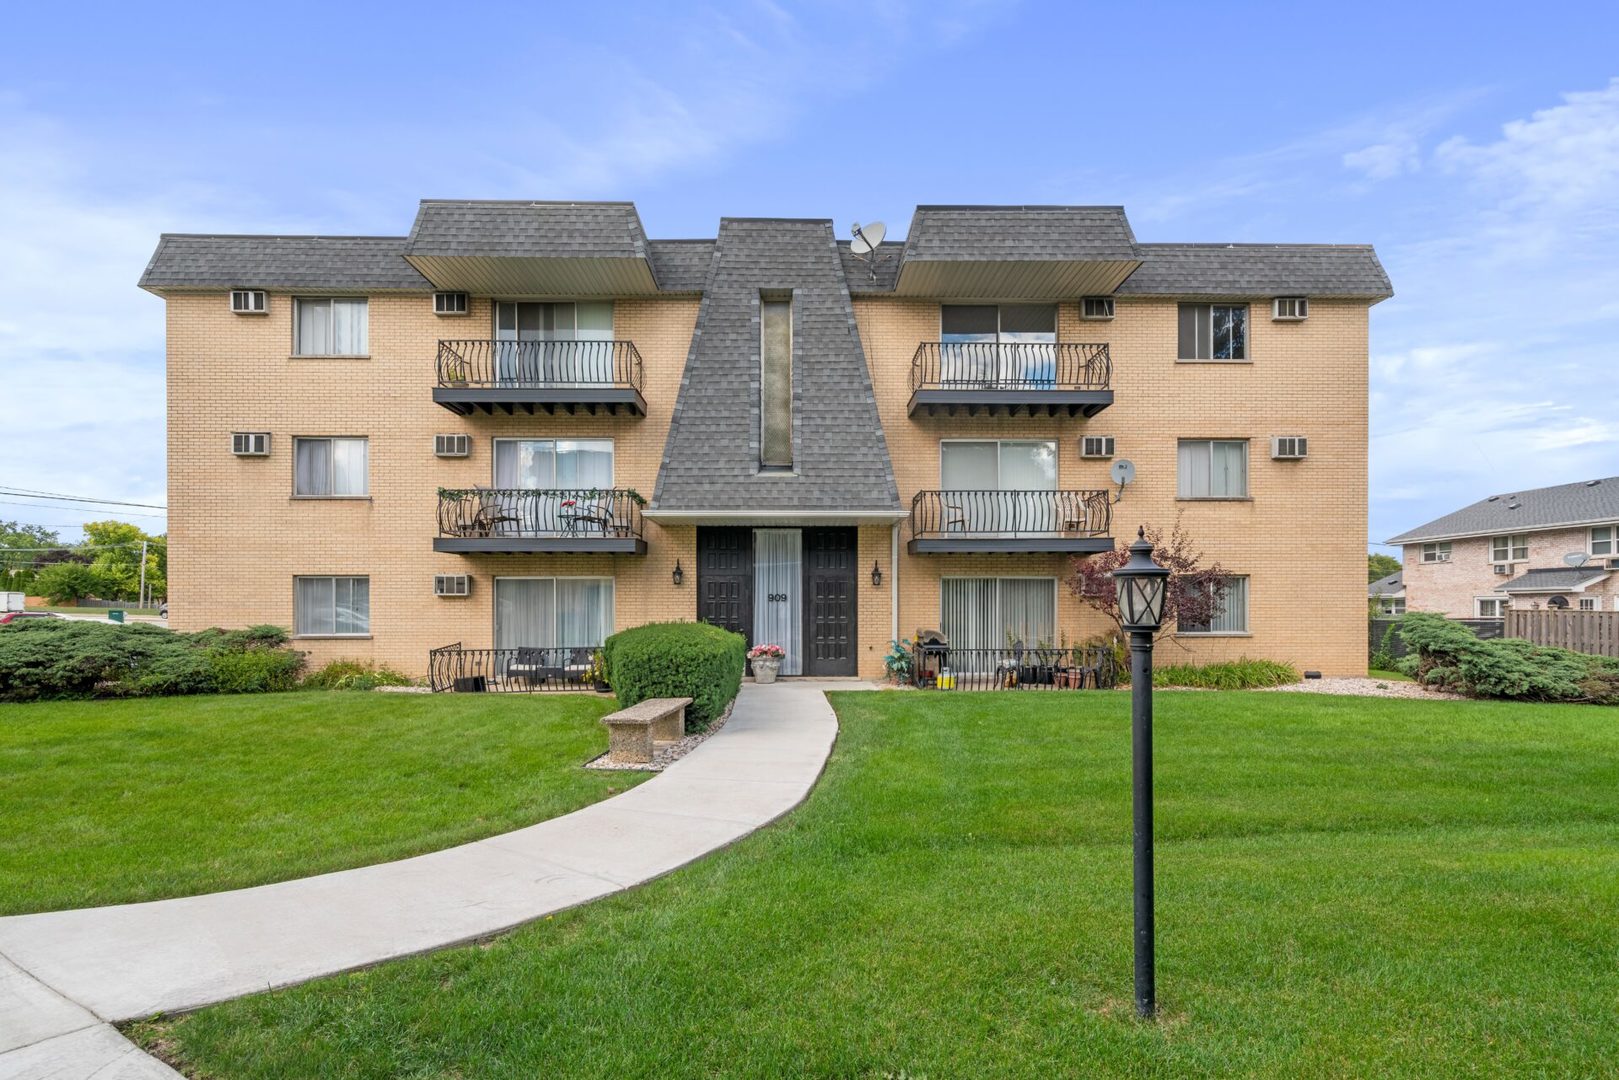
[1147,657,1300,690]
[209,648,306,693]
[602,621,745,730]
[1398,611,1619,704]
[303,659,416,691]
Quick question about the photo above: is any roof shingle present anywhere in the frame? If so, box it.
[1116,243,1392,299]
[1387,476,1619,544]
[139,235,430,292]
[404,200,650,260]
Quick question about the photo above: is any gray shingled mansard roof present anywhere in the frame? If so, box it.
[1116,244,1393,298]
[651,218,900,517]
[1368,571,1404,597]
[900,205,1139,263]
[139,235,430,292]
[1387,476,1619,544]
[1495,567,1612,594]
[645,240,716,293]
[403,200,651,260]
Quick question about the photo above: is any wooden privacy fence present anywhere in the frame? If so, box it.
[1505,609,1619,658]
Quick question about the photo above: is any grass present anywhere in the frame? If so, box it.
[1369,667,1415,682]
[0,691,639,915]
[136,690,1619,1078]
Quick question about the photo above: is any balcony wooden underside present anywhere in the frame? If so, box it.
[433,387,647,417]
[907,535,1114,555]
[434,536,648,555]
[907,388,1113,419]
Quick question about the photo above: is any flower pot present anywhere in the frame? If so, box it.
[751,658,781,684]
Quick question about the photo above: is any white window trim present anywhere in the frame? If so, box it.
[1177,439,1250,500]
[292,297,370,357]
[293,575,371,638]
[1176,574,1251,636]
[1489,534,1530,563]
[1578,597,1598,611]
[492,575,616,647]
[938,439,1059,490]
[1421,542,1453,564]
[1589,525,1618,557]
[1474,597,1508,618]
[291,437,369,498]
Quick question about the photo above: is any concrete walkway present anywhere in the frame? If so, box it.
[0,680,847,1079]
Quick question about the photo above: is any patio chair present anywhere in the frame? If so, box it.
[561,496,614,536]
[506,647,550,688]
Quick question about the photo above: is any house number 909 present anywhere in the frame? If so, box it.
[768,593,788,602]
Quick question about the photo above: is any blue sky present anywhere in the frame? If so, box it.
[3,0,1617,552]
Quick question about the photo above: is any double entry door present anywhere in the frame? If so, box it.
[696,527,857,677]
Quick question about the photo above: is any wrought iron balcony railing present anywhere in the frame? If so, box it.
[911,342,1110,392]
[908,489,1112,554]
[428,643,603,693]
[437,339,644,389]
[434,488,647,554]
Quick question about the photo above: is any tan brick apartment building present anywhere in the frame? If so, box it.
[141,201,1390,681]
[1387,476,1619,618]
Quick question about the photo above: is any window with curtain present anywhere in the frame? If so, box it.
[752,528,802,674]
[295,298,368,356]
[494,577,613,649]
[1177,303,1247,360]
[1177,576,1249,634]
[293,438,368,497]
[494,301,614,384]
[294,576,369,636]
[939,304,1057,386]
[1178,439,1248,498]
[491,439,614,535]
[941,577,1057,660]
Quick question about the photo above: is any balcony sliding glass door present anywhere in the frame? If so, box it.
[939,304,1057,388]
[940,440,1059,535]
[491,439,614,536]
[494,301,614,385]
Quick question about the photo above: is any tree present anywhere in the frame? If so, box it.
[1067,515,1230,646]
[80,520,166,602]
[33,562,111,605]
[0,520,60,577]
[1368,553,1401,583]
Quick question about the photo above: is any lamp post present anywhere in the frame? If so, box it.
[1111,526,1171,1020]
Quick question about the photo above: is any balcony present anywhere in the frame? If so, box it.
[907,489,1113,554]
[908,342,1112,418]
[434,488,647,555]
[433,340,647,417]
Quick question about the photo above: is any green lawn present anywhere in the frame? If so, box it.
[136,690,1619,1078]
[1369,667,1415,682]
[0,691,639,915]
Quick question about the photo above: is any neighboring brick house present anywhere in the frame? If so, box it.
[140,201,1390,680]
[1369,571,1405,615]
[1386,477,1619,617]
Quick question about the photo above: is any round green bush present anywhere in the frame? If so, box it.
[601,621,745,730]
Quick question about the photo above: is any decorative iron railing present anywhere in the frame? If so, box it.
[910,342,1110,392]
[436,340,644,390]
[427,642,604,693]
[910,643,1118,690]
[437,488,645,540]
[909,489,1112,540]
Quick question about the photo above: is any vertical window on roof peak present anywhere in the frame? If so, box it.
[760,293,793,469]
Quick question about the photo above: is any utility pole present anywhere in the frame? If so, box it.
[139,539,148,609]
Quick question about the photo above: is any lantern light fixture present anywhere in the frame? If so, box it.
[871,561,883,587]
[672,560,684,587]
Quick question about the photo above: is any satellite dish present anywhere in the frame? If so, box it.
[1110,459,1136,486]
[1563,552,1590,567]
[850,221,886,256]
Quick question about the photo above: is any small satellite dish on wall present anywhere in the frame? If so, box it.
[1110,459,1135,502]
[1563,552,1591,568]
[849,222,893,282]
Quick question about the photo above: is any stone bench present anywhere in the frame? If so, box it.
[601,697,692,764]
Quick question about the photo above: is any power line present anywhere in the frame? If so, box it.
[0,488,167,511]
[0,500,167,520]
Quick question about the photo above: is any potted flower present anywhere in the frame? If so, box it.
[588,649,610,693]
[748,643,785,684]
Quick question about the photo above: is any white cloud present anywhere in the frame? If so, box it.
[1343,137,1421,180]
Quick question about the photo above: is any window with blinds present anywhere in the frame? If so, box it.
[940,577,1057,662]
[294,576,370,637]
[1177,576,1249,634]
[1178,439,1248,499]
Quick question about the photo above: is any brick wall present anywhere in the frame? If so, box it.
[1401,529,1619,616]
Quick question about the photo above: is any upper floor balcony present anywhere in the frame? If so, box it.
[907,488,1113,554]
[433,340,647,417]
[908,342,1113,419]
[434,487,647,554]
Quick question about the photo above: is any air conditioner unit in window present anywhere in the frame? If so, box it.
[1494,564,1511,575]
[1272,297,1308,321]
[434,434,471,458]
[1607,558,1619,570]
[433,292,469,315]
[1080,297,1115,320]
[1080,435,1115,459]
[230,289,268,314]
[434,574,471,598]
[231,432,270,456]
[1270,436,1308,460]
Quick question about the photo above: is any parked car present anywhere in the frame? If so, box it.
[0,611,61,625]
[159,601,168,619]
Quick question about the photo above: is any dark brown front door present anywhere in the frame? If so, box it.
[803,528,857,676]
[697,527,753,644]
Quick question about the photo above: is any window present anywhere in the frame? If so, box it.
[493,301,614,384]
[941,440,1057,490]
[295,576,370,636]
[941,578,1056,661]
[1178,303,1248,360]
[434,291,469,315]
[1490,534,1529,562]
[1378,597,1406,616]
[230,289,268,314]
[1476,597,1507,618]
[1579,597,1597,611]
[494,439,612,488]
[494,577,614,649]
[294,298,368,355]
[1178,439,1248,499]
[1081,297,1115,320]
[1272,297,1308,320]
[760,294,793,468]
[939,304,1058,386]
[293,438,368,497]
[1591,526,1617,557]
[1178,576,1249,634]
[1421,542,1452,563]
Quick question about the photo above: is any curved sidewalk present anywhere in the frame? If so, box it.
[0,680,844,1078]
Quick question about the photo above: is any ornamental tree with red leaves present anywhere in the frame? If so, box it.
[1067,514,1231,647]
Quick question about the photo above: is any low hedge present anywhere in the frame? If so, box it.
[0,620,305,702]
[1398,611,1619,703]
[602,621,745,731]
[1147,657,1301,690]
